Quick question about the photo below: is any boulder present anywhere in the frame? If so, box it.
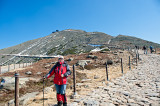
[70,94,80,99]
[121,91,131,97]
[100,102,115,106]
[90,48,101,52]
[3,83,15,91]
[107,60,113,65]
[76,83,85,87]
[2,77,29,90]
[76,60,93,68]
[25,71,32,75]
[86,55,98,59]
[69,102,78,106]
[127,99,135,103]
[74,98,85,103]
[8,92,39,106]
[44,64,51,69]
[118,50,123,53]
[113,53,118,55]
[114,59,120,63]
[94,75,100,79]
[19,92,39,105]
[50,62,56,64]
[37,72,42,75]
[147,93,159,97]
[83,100,99,106]
[81,79,91,83]
[113,51,118,53]
[67,58,74,61]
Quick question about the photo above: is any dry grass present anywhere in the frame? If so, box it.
[0,50,137,105]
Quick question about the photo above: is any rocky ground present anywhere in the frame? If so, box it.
[1,50,160,106]
[16,50,133,106]
[69,53,160,106]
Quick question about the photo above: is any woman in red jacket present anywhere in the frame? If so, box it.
[45,56,71,106]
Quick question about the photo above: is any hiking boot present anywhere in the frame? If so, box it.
[63,102,67,106]
[57,101,63,106]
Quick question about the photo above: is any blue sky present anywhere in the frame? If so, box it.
[0,0,160,49]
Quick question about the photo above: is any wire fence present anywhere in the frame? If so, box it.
[0,62,33,74]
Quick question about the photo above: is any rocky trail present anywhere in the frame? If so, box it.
[1,51,160,106]
[69,53,160,106]
[25,51,133,106]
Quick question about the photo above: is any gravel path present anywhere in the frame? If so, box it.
[69,53,160,106]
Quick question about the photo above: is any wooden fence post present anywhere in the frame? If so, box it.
[106,62,109,81]
[121,58,123,74]
[136,54,138,66]
[15,73,19,106]
[43,74,45,106]
[138,53,139,60]
[73,64,76,95]
[129,56,131,70]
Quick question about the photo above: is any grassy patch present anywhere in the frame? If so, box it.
[2,56,5,58]
[62,48,77,55]
[99,45,105,49]
[85,34,90,37]
[46,48,57,55]
[58,44,64,50]
[70,39,74,42]
[84,50,91,53]
[84,64,96,70]
[17,59,23,64]
[33,58,42,62]
[101,48,110,51]
[10,49,18,54]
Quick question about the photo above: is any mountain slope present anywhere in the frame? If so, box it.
[0,29,160,65]
[110,35,160,48]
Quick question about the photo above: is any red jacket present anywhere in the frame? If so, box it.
[46,62,71,85]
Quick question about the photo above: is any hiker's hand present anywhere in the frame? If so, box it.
[42,76,46,80]
[61,74,64,77]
